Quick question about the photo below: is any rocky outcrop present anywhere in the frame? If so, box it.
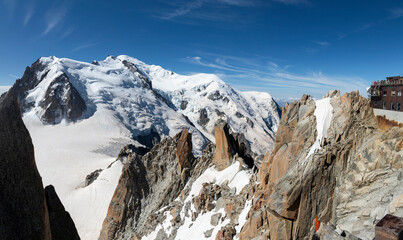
[0,94,80,240]
[4,58,46,111]
[99,128,197,239]
[3,59,87,124]
[240,91,403,240]
[85,169,102,187]
[39,73,87,124]
[0,92,52,240]
[97,90,402,240]
[213,121,254,170]
[99,153,148,240]
[45,185,81,240]
[213,121,234,170]
[176,128,194,181]
[313,223,361,240]
[122,60,152,90]
[198,108,210,126]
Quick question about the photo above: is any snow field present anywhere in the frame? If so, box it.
[303,97,333,164]
[142,161,253,240]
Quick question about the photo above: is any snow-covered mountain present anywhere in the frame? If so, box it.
[115,55,280,155]
[3,55,280,240]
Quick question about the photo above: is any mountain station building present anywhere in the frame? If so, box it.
[369,76,403,112]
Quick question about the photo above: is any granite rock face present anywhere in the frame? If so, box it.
[0,92,52,240]
[0,94,80,240]
[45,185,81,240]
[39,73,87,124]
[213,121,255,170]
[213,121,234,170]
[99,121,257,240]
[99,128,196,239]
[240,91,403,240]
[98,90,402,240]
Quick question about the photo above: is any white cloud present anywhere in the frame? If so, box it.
[272,0,311,5]
[159,0,255,20]
[24,3,35,26]
[72,41,98,52]
[185,53,367,98]
[43,8,67,35]
[160,0,205,20]
[313,41,330,47]
[390,7,403,19]
[8,74,19,79]
[60,27,74,39]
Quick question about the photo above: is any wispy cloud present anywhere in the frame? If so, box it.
[389,7,403,19]
[313,41,330,47]
[302,40,330,54]
[184,53,367,98]
[24,3,35,26]
[158,0,255,20]
[160,0,205,20]
[272,0,311,6]
[60,27,74,39]
[72,41,98,52]
[339,7,403,39]
[8,74,19,79]
[43,8,67,35]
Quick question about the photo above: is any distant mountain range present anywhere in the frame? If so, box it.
[1,55,280,239]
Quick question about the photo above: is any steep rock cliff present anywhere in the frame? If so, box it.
[240,91,403,240]
[0,93,80,240]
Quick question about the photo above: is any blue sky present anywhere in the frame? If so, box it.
[1,0,403,99]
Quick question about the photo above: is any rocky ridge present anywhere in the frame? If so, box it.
[99,121,257,240]
[97,90,403,240]
[0,92,80,240]
[240,91,403,240]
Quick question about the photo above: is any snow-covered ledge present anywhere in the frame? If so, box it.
[373,108,403,124]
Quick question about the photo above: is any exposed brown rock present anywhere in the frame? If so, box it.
[212,120,256,170]
[99,153,148,240]
[376,115,403,130]
[241,91,403,240]
[175,128,193,175]
[99,128,197,240]
[213,121,234,170]
[216,224,236,240]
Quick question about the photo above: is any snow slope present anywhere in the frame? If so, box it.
[142,161,252,240]
[22,56,208,240]
[24,109,126,240]
[117,55,281,155]
[304,97,333,163]
[14,55,279,239]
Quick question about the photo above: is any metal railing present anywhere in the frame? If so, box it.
[371,79,403,86]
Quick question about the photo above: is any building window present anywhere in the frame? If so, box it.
[392,91,396,96]
[398,91,402,96]
[383,91,387,96]
[391,102,395,110]
[397,102,401,111]
[383,101,386,109]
